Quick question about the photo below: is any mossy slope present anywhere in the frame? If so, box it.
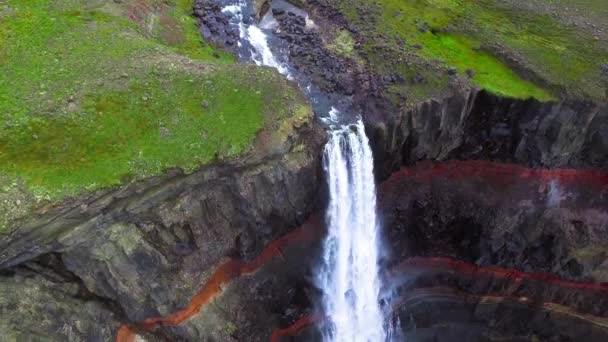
[0,0,311,231]
[329,0,607,102]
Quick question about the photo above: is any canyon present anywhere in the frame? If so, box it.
[1,0,608,341]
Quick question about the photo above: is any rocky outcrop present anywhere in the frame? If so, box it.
[0,254,122,342]
[365,89,608,179]
[117,216,324,341]
[378,160,608,281]
[0,112,326,340]
[250,159,608,342]
[194,0,240,50]
[374,160,608,341]
[272,8,358,96]
[390,287,608,342]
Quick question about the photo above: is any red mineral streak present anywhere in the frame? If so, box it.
[393,256,608,293]
[116,216,323,342]
[270,313,326,342]
[266,253,608,342]
[393,286,608,328]
[381,160,608,191]
[115,161,608,341]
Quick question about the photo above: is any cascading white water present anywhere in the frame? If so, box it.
[318,121,386,342]
[221,2,386,339]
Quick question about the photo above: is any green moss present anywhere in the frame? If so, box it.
[0,0,309,231]
[224,322,237,335]
[463,0,607,100]
[327,30,356,58]
[332,0,606,101]
[419,33,553,100]
[158,0,233,61]
[0,70,266,197]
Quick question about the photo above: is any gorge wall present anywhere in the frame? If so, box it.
[365,89,608,179]
[1,0,608,341]
[0,114,327,341]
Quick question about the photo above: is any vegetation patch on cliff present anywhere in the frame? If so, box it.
[0,0,311,232]
[331,0,607,102]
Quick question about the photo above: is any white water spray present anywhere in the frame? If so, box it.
[318,121,386,342]
[222,2,386,339]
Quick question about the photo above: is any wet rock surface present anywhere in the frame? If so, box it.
[195,0,399,115]
[391,287,608,342]
[273,10,356,95]
[194,0,240,52]
[269,159,608,340]
[375,160,608,340]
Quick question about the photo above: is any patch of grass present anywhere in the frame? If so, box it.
[327,30,356,58]
[0,0,309,231]
[463,0,607,100]
[0,70,265,196]
[332,0,606,101]
[420,33,552,100]
[157,0,233,61]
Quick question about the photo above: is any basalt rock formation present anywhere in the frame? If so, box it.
[2,0,608,341]
[365,90,608,179]
[268,160,608,341]
[212,2,608,341]
[0,111,326,341]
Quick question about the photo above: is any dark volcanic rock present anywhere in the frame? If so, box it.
[0,254,122,341]
[373,157,608,340]
[195,0,240,52]
[0,115,326,339]
[392,287,608,342]
[365,89,608,179]
[273,12,357,95]
[378,160,608,281]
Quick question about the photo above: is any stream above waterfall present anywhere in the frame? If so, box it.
[206,0,389,340]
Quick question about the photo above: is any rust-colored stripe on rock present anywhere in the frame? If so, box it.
[270,313,326,342]
[394,256,608,294]
[381,160,608,191]
[116,216,322,342]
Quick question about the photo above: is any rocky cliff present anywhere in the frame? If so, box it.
[2,0,608,341]
[365,90,608,179]
[0,110,326,341]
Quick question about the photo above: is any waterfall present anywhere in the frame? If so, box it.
[318,121,385,342]
[220,2,386,340]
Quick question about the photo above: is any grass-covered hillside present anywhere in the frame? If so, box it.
[326,0,608,103]
[0,0,311,231]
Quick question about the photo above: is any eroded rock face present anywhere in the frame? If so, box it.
[150,217,324,341]
[2,0,608,340]
[391,287,608,342]
[0,254,122,341]
[373,160,608,341]
[378,160,608,282]
[266,159,608,341]
[0,116,326,340]
[365,90,608,179]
